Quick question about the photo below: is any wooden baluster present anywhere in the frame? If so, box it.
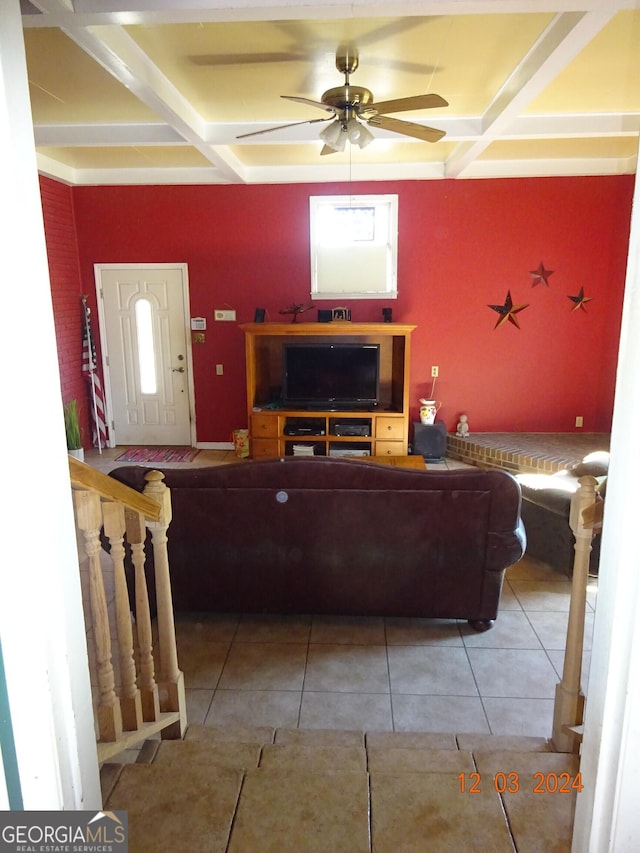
[143,470,187,739]
[73,489,122,743]
[552,475,599,753]
[125,508,160,723]
[102,500,143,732]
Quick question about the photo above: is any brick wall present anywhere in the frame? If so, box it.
[40,176,89,445]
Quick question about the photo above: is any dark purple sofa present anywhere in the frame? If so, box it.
[110,457,525,631]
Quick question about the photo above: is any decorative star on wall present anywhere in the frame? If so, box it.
[488,290,530,329]
[568,288,593,312]
[529,262,554,287]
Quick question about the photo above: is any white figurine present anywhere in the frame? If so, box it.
[456,414,469,438]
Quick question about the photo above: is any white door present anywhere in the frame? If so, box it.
[97,265,193,446]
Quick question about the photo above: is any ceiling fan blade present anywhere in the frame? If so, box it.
[281,95,336,114]
[367,94,449,115]
[236,117,331,140]
[368,114,446,143]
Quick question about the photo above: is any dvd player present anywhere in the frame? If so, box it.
[333,424,370,437]
[283,425,326,436]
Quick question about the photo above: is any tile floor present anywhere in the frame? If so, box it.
[91,446,592,850]
[84,447,597,742]
[174,554,595,739]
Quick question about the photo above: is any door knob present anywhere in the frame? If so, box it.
[172,367,185,373]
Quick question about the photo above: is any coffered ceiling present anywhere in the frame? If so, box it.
[21,1,640,185]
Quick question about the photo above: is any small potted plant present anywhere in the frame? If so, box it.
[64,399,84,461]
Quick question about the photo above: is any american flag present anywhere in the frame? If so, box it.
[82,298,108,449]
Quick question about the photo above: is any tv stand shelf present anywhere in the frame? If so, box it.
[241,323,415,459]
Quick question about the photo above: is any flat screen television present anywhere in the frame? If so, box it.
[282,343,380,410]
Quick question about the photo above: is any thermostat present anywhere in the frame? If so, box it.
[190,317,207,330]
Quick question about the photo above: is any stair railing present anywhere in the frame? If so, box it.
[552,475,603,753]
[69,457,186,762]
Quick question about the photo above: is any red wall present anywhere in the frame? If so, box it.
[40,177,91,446]
[48,175,634,443]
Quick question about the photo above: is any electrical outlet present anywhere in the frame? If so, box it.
[216,364,223,375]
[431,366,439,378]
[214,309,236,321]
[193,332,205,344]
[575,416,583,428]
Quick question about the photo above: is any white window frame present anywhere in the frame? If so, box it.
[309,194,398,300]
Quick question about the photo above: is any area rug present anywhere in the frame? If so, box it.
[114,447,200,463]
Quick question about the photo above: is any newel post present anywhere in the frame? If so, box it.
[143,470,186,739]
[552,475,599,753]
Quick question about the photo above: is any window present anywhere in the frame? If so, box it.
[309,194,398,300]
[135,297,157,394]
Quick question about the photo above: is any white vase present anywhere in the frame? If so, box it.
[68,448,84,462]
[419,399,442,425]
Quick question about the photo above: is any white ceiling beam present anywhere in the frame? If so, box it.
[22,1,640,28]
[33,123,185,146]
[445,10,616,177]
[33,111,639,149]
[57,22,248,182]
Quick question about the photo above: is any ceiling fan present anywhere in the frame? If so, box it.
[236,46,448,154]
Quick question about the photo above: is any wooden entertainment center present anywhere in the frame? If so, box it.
[241,322,415,459]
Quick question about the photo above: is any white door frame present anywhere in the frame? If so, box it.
[94,263,196,448]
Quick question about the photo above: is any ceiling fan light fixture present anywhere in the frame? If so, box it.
[319,120,346,151]
[347,118,374,149]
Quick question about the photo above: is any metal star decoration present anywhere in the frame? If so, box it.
[488,290,530,329]
[529,262,554,287]
[568,288,593,312]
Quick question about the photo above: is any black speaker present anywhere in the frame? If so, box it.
[318,310,332,323]
[382,308,392,323]
[413,421,447,461]
[254,308,266,323]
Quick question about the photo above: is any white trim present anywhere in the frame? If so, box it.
[94,263,196,448]
[572,133,640,852]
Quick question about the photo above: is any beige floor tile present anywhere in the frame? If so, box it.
[385,617,464,646]
[235,613,312,643]
[310,614,386,644]
[498,579,524,611]
[370,772,514,853]
[260,743,366,772]
[174,611,239,643]
[186,723,275,744]
[366,731,458,750]
[482,697,555,737]
[217,642,308,690]
[206,689,302,728]
[299,691,393,731]
[467,648,558,698]
[368,746,474,774]
[275,727,364,746]
[458,733,552,752]
[178,639,230,689]
[154,739,261,769]
[460,610,543,649]
[507,555,566,581]
[304,643,390,692]
[509,580,573,612]
[184,687,213,725]
[228,769,370,853]
[388,646,478,695]
[106,762,243,853]
[475,752,580,853]
[391,694,490,734]
[527,609,594,651]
